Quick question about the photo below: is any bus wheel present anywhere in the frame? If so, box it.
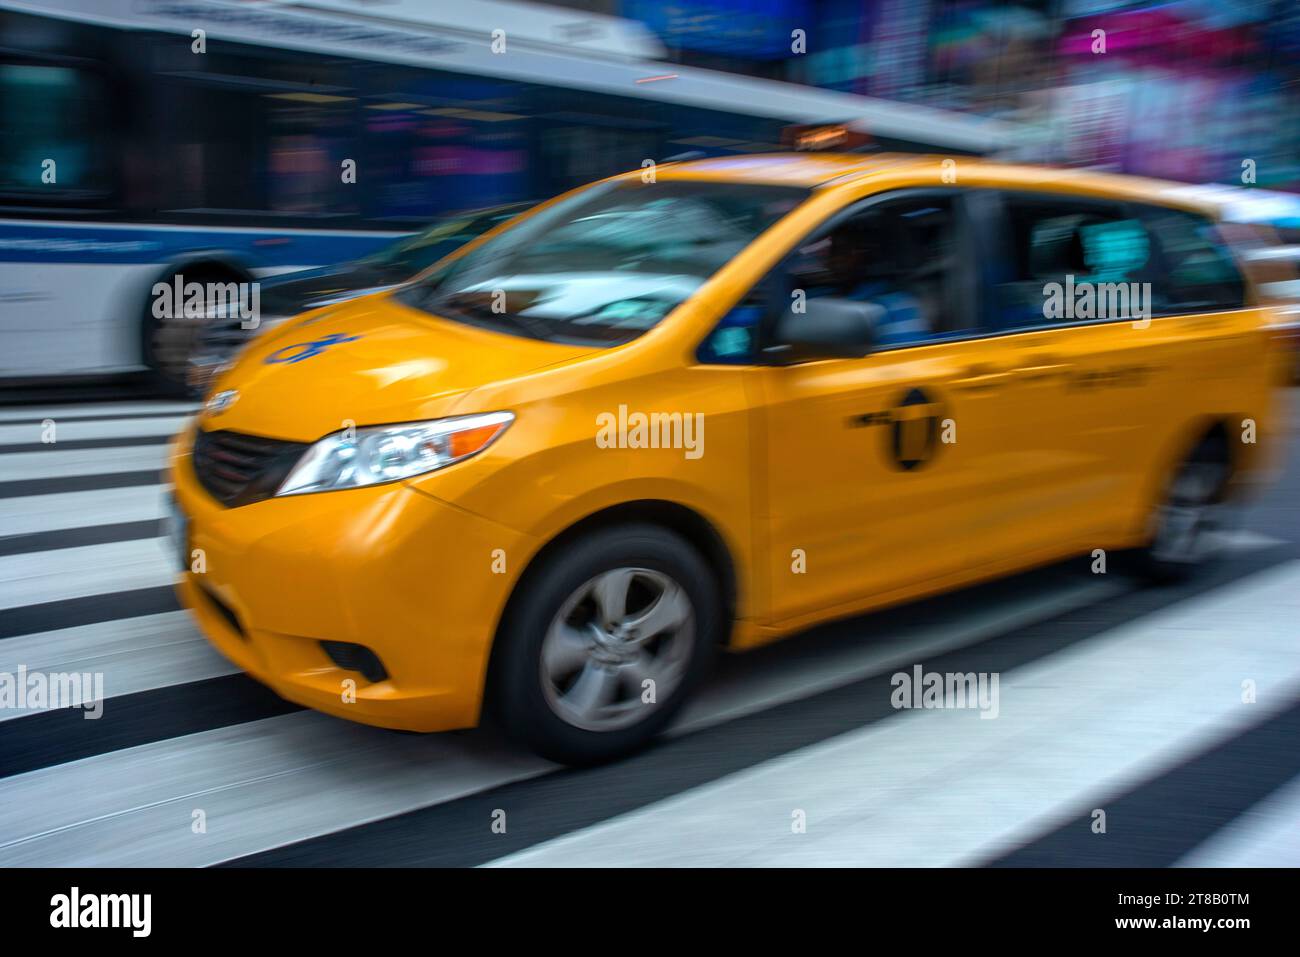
[142,265,243,397]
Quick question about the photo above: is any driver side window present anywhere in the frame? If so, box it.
[697,192,976,364]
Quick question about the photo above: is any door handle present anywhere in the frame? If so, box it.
[1014,356,1072,380]
[952,365,1013,390]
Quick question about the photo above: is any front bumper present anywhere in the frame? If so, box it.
[170,432,535,732]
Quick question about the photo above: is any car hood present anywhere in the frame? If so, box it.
[200,292,598,442]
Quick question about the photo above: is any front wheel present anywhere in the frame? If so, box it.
[490,524,720,765]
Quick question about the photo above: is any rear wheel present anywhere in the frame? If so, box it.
[490,524,719,765]
[1138,433,1233,583]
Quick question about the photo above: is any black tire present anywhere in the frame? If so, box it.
[489,523,720,765]
[1135,432,1233,584]
[141,265,244,397]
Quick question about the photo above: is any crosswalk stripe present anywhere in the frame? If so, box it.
[0,712,552,866]
[0,612,234,723]
[0,403,197,423]
[0,416,189,445]
[0,471,164,500]
[484,560,1300,867]
[0,485,166,537]
[1175,773,1300,867]
[0,538,172,611]
[983,694,1300,866]
[0,444,167,481]
[0,436,171,457]
[0,587,178,641]
[674,576,1121,734]
[0,520,162,558]
[0,673,300,779]
[0,558,1129,865]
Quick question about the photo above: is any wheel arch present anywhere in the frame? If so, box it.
[1175,416,1237,500]
[489,498,740,670]
[1142,415,1239,526]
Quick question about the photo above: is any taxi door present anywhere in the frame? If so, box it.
[753,190,1022,627]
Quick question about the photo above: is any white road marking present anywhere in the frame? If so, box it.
[0,416,189,445]
[0,564,1110,865]
[0,485,166,536]
[485,561,1300,867]
[674,577,1122,734]
[1175,774,1300,867]
[673,528,1277,734]
[0,444,166,481]
[0,403,197,423]
[0,713,552,867]
[0,538,172,610]
[0,612,233,722]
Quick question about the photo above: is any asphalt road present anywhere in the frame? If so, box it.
[1,392,1299,866]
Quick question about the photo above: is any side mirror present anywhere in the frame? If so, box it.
[767,297,882,362]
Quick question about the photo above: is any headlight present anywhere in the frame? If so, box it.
[276,411,514,496]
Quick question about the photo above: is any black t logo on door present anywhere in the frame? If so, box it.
[890,387,944,471]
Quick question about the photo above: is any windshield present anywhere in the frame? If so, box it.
[396,181,808,345]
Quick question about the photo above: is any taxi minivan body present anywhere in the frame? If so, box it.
[168,154,1287,764]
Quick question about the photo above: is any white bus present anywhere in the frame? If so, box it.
[0,0,1016,391]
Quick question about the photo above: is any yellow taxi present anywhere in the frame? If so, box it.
[167,153,1288,764]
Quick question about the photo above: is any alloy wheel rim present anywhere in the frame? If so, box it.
[540,566,695,732]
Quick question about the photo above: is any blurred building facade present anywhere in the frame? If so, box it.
[551,0,1300,189]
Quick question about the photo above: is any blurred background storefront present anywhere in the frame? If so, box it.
[563,0,1300,190]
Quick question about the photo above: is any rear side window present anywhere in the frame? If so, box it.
[990,193,1249,331]
[990,195,1152,331]
[1135,206,1247,312]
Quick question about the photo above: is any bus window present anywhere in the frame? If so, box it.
[148,49,359,220]
[0,62,110,200]
[356,66,531,221]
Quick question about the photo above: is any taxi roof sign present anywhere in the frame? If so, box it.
[782,124,875,152]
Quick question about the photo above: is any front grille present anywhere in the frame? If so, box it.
[192,428,309,507]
